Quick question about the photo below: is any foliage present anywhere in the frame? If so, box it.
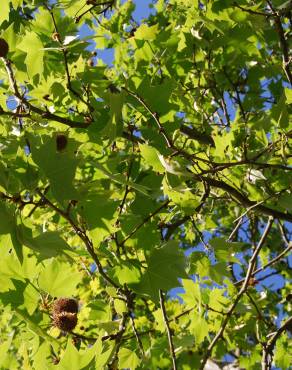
[0,0,291,369]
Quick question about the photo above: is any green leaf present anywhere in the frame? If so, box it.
[132,241,187,301]
[285,88,292,104]
[0,336,13,368]
[31,136,80,201]
[56,339,96,370]
[180,279,201,309]
[134,24,159,40]
[102,90,125,141]
[112,261,141,285]
[274,334,291,369]
[38,259,82,297]
[94,162,151,196]
[139,144,164,173]
[0,202,23,262]
[118,348,141,370]
[20,230,72,259]
[17,32,44,78]
[188,314,209,344]
[162,175,199,213]
[15,309,60,348]
[0,1,10,25]
[209,238,243,263]
[79,194,119,245]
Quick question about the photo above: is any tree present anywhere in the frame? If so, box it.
[0,0,291,369]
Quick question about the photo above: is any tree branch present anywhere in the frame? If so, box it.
[198,176,292,222]
[159,289,177,370]
[267,0,292,84]
[262,316,292,370]
[1,58,90,128]
[199,217,274,370]
[47,6,94,112]
[119,200,170,246]
[235,241,292,286]
[233,2,272,17]
[74,1,114,23]
[37,190,120,289]
[130,315,145,357]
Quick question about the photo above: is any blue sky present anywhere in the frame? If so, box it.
[80,0,155,63]
[128,0,154,20]
[81,0,291,295]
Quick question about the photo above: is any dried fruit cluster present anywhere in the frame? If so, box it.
[52,298,78,332]
[0,38,9,58]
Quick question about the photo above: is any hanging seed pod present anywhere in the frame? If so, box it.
[53,312,78,332]
[0,39,9,58]
[56,134,68,152]
[52,298,79,314]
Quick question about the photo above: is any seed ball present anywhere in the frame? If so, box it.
[53,312,78,332]
[0,39,9,58]
[87,59,94,67]
[56,134,68,152]
[52,298,79,314]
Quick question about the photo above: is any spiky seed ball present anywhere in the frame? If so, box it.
[56,134,68,152]
[53,312,78,332]
[52,298,79,315]
[0,39,9,58]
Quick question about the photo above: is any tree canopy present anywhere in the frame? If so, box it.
[0,0,291,369]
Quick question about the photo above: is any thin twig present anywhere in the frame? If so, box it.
[123,87,173,148]
[262,316,292,370]
[130,315,145,357]
[1,58,90,128]
[246,291,275,328]
[119,200,170,246]
[198,176,292,222]
[47,7,94,111]
[199,217,274,370]
[233,2,272,17]
[228,217,244,241]
[74,1,114,23]
[108,312,129,367]
[266,0,292,84]
[122,87,211,165]
[277,221,290,246]
[159,290,177,370]
[37,190,120,289]
[235,242,292,286]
